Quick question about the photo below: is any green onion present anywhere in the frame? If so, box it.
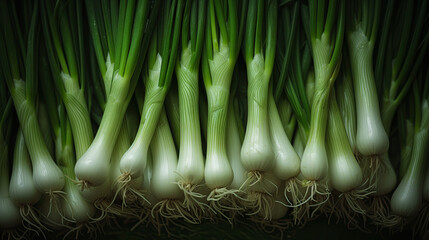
[74,0,159,189]
[201,0,246,212]
[300,0,344,199]
[117,0,184,204]
[0,0,65,194]
[391,75,429,217]
[175,0,206,212]
[0,97,21,230]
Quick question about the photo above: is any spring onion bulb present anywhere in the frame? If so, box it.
[119,56,163,182]
[240,0,279,217]
[175,0,206,213]
[391,127,428,217]
[201,0,244,213]
[204,76,236,209]
[0,1,64,194]
[241,53,274,174]
[9,128,42,205]
[118,0,184,202]
[203,52,234,186]
[326,90,371,216]
[347,0,388,158]
[0,196,21,230]
[371,153,397,196]
[326,91,363,193]
[9,129,44,230]
[150,108,199,223]
[111,103,147,207]
[65,176,100,223]
[241,0,277,181]
[225,99,248,216]
[79,129,124,204]
[268,85,303,208]
[176,54,205,197]
[301,0,344,189]
[78,86,116,204]
[79,179,111,205]
[268,86,300,182]
[0,141,21,229]
[76,0,156,189]
[391,99,429,217]
[41,60,97,228]
[12,80,65,193]
[349,36,388,156]
[74,72,127,188]
[111,121,138,205]
[62,157,96,223]
[149,110,181,201]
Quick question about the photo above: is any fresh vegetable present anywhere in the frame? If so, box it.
[0,0,428,238]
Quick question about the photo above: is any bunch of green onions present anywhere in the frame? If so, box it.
[1,0,429,239]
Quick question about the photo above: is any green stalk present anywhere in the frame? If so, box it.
[378,0,429,133]
[40,0,93,159]
[165,87,181,148]
[335,55,357,154]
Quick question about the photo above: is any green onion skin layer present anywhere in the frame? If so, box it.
[12,79,65,192]
[268,88,300,181]
[9,128,42,205]
[0,197,21,229]
[301,34,339,181]
[203,44,235,189]
[348,29,389,156]
[327,92,362,193]
[372,153,397,196]
[241,54,274,172]
[150,109,183,200]
[176,46,205,188]
[75,73,129,187]
[227,100,247,190]
[120,55,164,179]
[0,145,22,229]
[391,103,429,217]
